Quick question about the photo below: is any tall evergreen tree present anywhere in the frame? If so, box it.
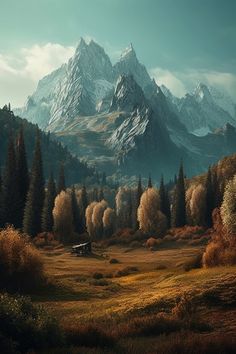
[2,136,18,226]
[92,187,99,202]
[23,132,45,236]
[41,173,56,232]
[16,127,29,228]
[172,162,186,227]
[148,174,152,188]
[57,164,66,194]
[101,172,106,186]
[128,189,133,228]
[0,172,3,227]
[204,167,214,227]
[159,175,171,227]
[98,188,104,201]
[79,185,88,232]
[71,185,80,234]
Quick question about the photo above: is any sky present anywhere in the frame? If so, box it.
[0,0,235,106]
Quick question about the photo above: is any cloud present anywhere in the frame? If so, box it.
[150,67,236,101]
[150,67,187,97]
[0,43,75,107]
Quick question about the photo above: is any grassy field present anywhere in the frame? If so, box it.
[34,243,236,352]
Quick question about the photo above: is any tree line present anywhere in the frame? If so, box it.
[0,128,70,236]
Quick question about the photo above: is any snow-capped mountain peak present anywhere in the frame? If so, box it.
[193,83,214,104]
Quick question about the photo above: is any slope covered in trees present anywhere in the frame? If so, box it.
[0,107,92,185]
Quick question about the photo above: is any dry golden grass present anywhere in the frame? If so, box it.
[36,244,236,341]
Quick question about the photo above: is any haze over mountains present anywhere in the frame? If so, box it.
[15,38,236,180]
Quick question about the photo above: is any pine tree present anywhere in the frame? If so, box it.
[128,189,133,228]
[101,172,106,186]
[0,172,3,227]
[172,162,186,227]
[92,188,99,202]
[57,164,66,194]
[98,188,104,201]
[148,174,152,188]
[159,175,171,227]
[2,136,19,226]
[16,127,29,228]
[71,185,80,234]
[204,167,214,227]
[23,132,45,236]
[80,185,88,232]
[41,173,56,232]
[159,176,166,215]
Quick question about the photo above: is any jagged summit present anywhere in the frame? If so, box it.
[193,82,214,104]
[120,43,136,60]
[109,74,146,112]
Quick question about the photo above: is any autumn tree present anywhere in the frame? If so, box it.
[221,176,236,234]
[135,176,143,229]
[115,187,133,228]
[85,202,97,239]
[23,132,45,236]
[103,207,116,237]
[137,187,167,236]
[190,184,206,226]
[92,200,108,240]
[53,191,73,243]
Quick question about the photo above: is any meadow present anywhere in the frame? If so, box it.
[33,242,236,353]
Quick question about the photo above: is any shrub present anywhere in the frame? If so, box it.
[109,258,119,264]
[172,293,196,322]
[0,227,45,292]
[117,314,183,338]
[64,324,115,348]
[90,279,109,286]
[115,266,138,277]
[92,272,104,279]
[183,253,202,271]
[0,293,63,352]
[203,208,236,267]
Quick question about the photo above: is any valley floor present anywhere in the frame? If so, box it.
[35,244,236,353]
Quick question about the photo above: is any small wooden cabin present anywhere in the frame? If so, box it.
[71,242,92,256]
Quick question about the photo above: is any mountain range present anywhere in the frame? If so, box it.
[15,38,236,180]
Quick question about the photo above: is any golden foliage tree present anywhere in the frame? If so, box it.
[137,188,167,236]
[53,191,73,243]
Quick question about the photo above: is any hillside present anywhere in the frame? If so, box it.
[0,107,93,185]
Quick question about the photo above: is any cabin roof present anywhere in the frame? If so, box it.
[72,242,91,249]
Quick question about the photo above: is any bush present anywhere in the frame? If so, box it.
[115,266,138,277]
[203,208,236,267]
[64,324,115,348]
[109,258,119,264]
[172,293,196,322]
[0,293,63,352]
[0,227,45,292]
[90,279,109,286]
[92,272,104,279]
[183,253,202,271]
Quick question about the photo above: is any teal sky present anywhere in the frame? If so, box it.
[0,0,235,106]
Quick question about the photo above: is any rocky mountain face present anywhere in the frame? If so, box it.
[163,83,236,136]
[15,38,236,180]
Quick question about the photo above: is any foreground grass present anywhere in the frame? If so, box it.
[33,244,236,353]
